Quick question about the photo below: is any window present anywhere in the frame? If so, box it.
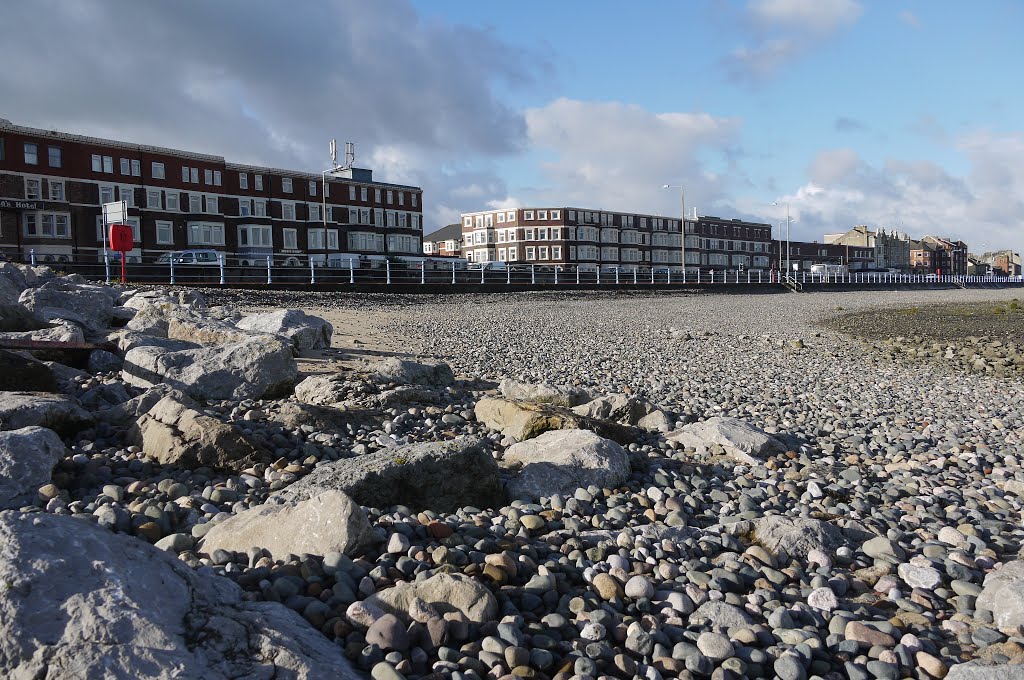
[120,158,131,175]
[387,234,419,252]
[34,213,71,238]
[239,199,251,217]
[525,229,534,241]
[310,181,317,196]
[254,200,267,217]
[551,210,560,219]
[131,160,141,176]
[24,143,38,165]
[356,187,365,202]
[187,222,224,245]
[327,229,339,249]
[375,189,381,203]
[213,170,221,186]
[349,186,356,200]
[412,193,418,208]
[239,173,248,189]
[281,202,296,220]
[524,210,534,220]
[156,221,173,244]
[190,168,198,183]
[539,228,548,240]
[166,192,179,211]
[47,146,62,168]
[526,246,536,260]
[182,166,190,182]
[282,177,293,193]
[254,174,263,190]
[189,194,202,213]
[309,203,320,221]
[508,247,518,261]
[496,213,505,223]
[552,228,560,240]
[553,246,561,259]
[507,211,515,221]
[238,224,272,247]
[147,190,161,209]
[204,169,213,185]
[119,187,133,207]
[348,231,384,251]
[100,185,115,204]
[283,228,298,249]
[538,210,548,220]
[25,179,41,200]
[23,213,36,236]
[152,162,165,179]
[206,196,218,214]
[539,247,549,260]
[308,229,325,249]
[49,181,64,201]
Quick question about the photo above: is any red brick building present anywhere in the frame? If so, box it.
[772,240,875,272]
[0,120,423,265]
[422,223,464,258]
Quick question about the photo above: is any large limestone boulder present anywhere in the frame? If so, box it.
[0,392,92,435]
[122,334,298,401]
[572,393,652,425]
[267,402,377,433]
[0,302,45,332]
[167,317,256,346]
[365,573,498,624]
[128,395,270,472]
[474,397,638,445]
[499,379,591,407]
[237,309,334,350]
[0,350,57,392]
[503,429,631,501]
[667,416,785,464]
[727,515,847,562]
[19,279,115,333]
[274,436,502,513]
[361,357,455,386]
[0,321,85,344]
[0,511,360,679]
[200,491,373,560]
[976,560,1024,631]
[947,662,1024,679]
[0,427,65,510]
[294,374,349,406]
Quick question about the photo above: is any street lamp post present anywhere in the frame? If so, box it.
[773,201,790,278]
[663,184,686,281]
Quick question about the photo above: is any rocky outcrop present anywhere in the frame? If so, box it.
[19,279,115,334]
[667,416,786,464]
[0,511,360,679]
[274,435,502,513]
[122,334,298,401]
[237,309,334,350]
[167,317,255,346]
[498,379,591,407]
[361,357,455,386]
[0,392,92,434]
[0,427,65,509]
[502,429,631,501]
[200,491,373,559]
[128,395,271,472]
[475,397,639,445]
[365,573,499,624]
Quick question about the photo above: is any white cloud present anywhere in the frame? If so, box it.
[762,132,1024,253]
[517,98,742,216]
[899,10,920,28]
[748,0,863,34]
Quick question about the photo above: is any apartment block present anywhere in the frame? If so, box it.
[0,119,423,264]
[774,240,875,272]
[824,225,911,271]
[922,235,969,276]
[459,207,772,273]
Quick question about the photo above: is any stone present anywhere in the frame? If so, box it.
[624,575,655,599]
[0,426,65,510]
[364,573,498,624]
[0,321,84,344]
[915,652,948,679]
[696,632,734,661]
[732,515,847,561]
[293,374,349,406]
[975,560,1024,631]
[167,317,256,346]
[947,662,1024,679]
[592,573,624,600]
[474,397,638,445]
[0,350,57,392]
[0,511,360,679]
[273,435,502,513]
[269,402,371,432]
[87,349,123,374]
[637,409,674,432]
[0,302,45,332]
[200,491,373,559]
[863,535,906,561]
[236,309,334,350]
[498,379,591,407]
[0,391,92,435]
[666,416,786,464]
[365,614,410,653]
[898,562,942,590]
[571,393,651,425]
[502,429,630,501]
[128,395,270,472]
[845,621,896,648]
[19,279,114,333]
[360,357,454,387]
[689,601,754,629]
[122,334,297,401]
[807,586,839,611]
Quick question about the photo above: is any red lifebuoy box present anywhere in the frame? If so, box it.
[109,224,134,252]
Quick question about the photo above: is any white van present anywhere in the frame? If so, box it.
[810,263,848,277]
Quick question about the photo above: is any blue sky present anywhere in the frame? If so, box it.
[1,0,1021,252]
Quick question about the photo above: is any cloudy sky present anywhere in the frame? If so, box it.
[2,0,1021,252]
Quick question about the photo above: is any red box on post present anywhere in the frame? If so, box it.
[109,224,134,252]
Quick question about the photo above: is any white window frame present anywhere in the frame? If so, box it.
[206,196,218,214]
[146,189,162,209]
[238,224,272,248]
[186,222,225,246]
[155,220,174,245]
[282,177,293,193]
[308,203,320,221]
[25,178,41,200]
[283,228,298,250]
[254,200,267,217]
[49,180,64,201]
[152,162,165,179]
[190,167,199,183]
[120,158,131,175]
[213,170,222,186]
[551,210,560,219]
[103,156,113,173]
[239,172,248,189]
[92,155,103,172]
[309,180,317,196]
[182,166,190,182]
[327,229,339,250]
[204,169,213,185]
[360,187,368,201]
[131,159,141,176]
[119,187,134,208]
[48,146,62,168]
[281,202,296,220]
[165,192,179,212]
[308,228,326,250]
[189,194,202,213]
[254,174,263,190]
[524,210,534,220]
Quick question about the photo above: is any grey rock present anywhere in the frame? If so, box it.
[689,601,754,629]
[947,662,1024,679]
[87,349,123,374]
[666,416,786,464]
[200,491,373,560]
[366,573,498,624]
[360,357,454,387]
[236,309,334,350]
[571,393,651,425]
[730,515,847,561]
[293,374,348,406]
[0,303,45,332]
[0,510,360,679]
[975,560,1024,631]
[0,427,65,510]
[502,429,630,501]
[0,392,92,435]
[474,397,638,445]
[274,435,502,513]
[0,349,57,392]
[19,279,114,333]
[498,379,591,407]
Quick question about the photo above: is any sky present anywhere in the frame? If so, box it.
[1,0,1021,253]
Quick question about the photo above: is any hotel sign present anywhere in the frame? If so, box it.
[0,199,42,210]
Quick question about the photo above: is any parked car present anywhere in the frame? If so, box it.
[155,249,221,265]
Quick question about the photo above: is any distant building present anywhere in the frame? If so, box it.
[824,225,910,271]
[967,255,991,276]
[422,223,464,257]
[909,239,935,273]
[922,235,969,276]
[981,250,1022,276]
[773,239,874,272]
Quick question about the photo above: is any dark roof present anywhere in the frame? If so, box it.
[424,223,463,242]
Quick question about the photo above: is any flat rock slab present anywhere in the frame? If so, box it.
[728,515,848,561]
[273,435,502,513]
[365,573,498,624]
[360,357,455,386]
[498,379,591,407]
[237,309,334,350]
[0,511,360,680]
[667,416,786,464]
[475,397,639,445]
[200,490,373,560]
[19,280,115,333]
[0,426,65,509]
[502,429,631,501]
[0,391,92,435]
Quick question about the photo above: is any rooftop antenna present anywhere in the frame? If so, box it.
[344,142,355,169]
[329,139,338,168]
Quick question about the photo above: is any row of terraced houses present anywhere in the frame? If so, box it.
[0,119,423,265]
